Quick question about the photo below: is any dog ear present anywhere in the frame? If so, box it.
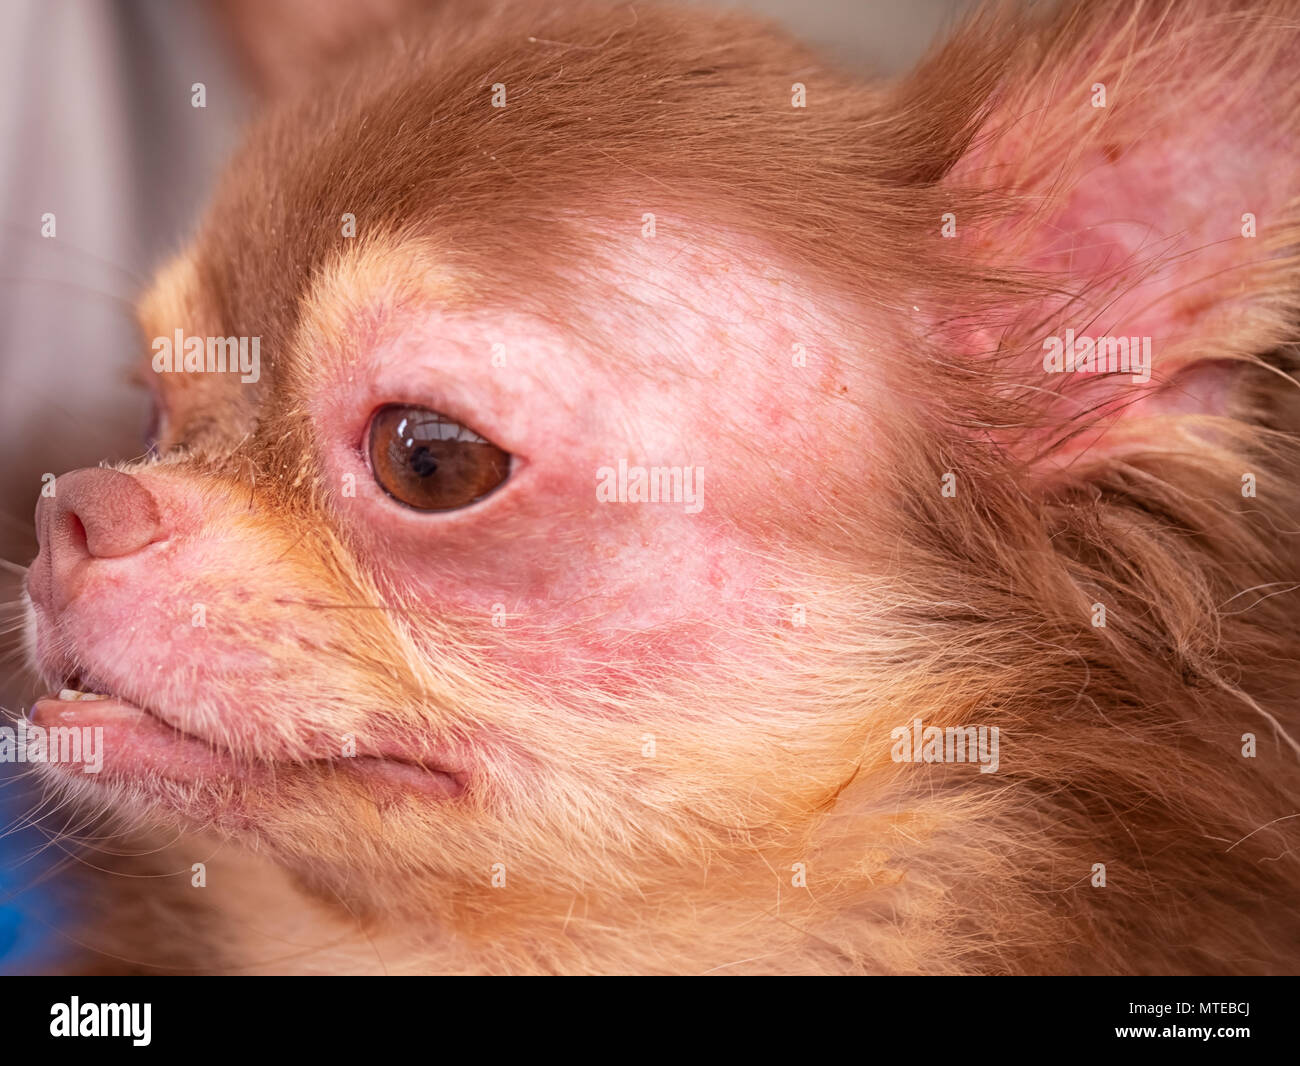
[917,0,1300,467]
[205,0,437,97]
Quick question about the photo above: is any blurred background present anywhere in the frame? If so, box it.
[0,0,973,972]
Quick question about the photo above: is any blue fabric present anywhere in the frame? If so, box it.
[0,769,69,974]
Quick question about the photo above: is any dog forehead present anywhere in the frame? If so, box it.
[282,225,866,425]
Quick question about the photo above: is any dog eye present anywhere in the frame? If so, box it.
[367,405,511,511]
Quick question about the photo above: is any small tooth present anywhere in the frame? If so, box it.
[58,689,108,702]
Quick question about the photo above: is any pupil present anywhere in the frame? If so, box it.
[409,445,439,478]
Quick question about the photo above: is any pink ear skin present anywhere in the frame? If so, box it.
[936,1,1300,469]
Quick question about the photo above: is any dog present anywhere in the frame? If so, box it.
[19,0,1300,974]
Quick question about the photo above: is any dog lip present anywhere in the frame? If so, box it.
[32,672,468,796]
[29,692,254,783]
[39,672,205,742]
[333,754,466,798]
[343,738,470,795]
[28,596,468,796]
[33,680,224,751]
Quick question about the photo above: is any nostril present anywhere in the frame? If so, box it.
[64,513,87,553]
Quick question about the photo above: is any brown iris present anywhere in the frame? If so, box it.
[367,405,510,511]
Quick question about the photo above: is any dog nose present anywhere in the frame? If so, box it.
[30,468,162,612]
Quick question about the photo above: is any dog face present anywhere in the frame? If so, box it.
[25,4,899,935]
